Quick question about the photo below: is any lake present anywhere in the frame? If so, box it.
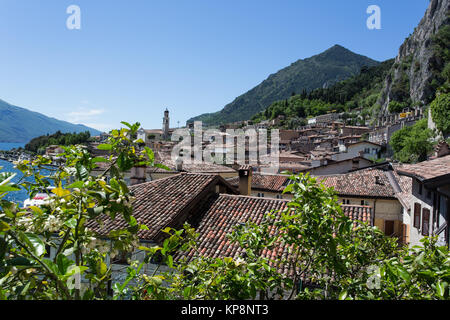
[0,159,30,205]
[0,142,26,151]
[0,142,34,205]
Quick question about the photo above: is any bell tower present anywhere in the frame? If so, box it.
[163,108,170,140]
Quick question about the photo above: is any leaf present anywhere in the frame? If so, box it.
[56,254,74,275]
[42,259,59,275]
[0,185,20,193]
[97,144,113,151]
[96,261,108,277]
[0,221,10,232]
[29,206,43,215]
[144,147,155,162]
[154,163,171,171]
[75,163,89,181]
[436,281,448,298]
[23,233,45,256]
[397,265,411,282]
[66,181,85,189]
[91,157,108,163]
[167,255,173,268]
[87,206,104,218]
[120,121,133,129]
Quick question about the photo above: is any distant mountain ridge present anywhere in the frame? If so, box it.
[187,45,379,126]
[0,99,101,143]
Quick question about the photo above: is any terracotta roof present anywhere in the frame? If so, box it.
[182,194,289,262]
[316,168,408,199]
[87,173,236,241]
[227,174,289,192]
[148,158,237,174]
[180,194,373,275]
[396,155,450,182]
[341,205,372,224]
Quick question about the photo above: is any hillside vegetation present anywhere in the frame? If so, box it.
[251,59,395,128]
[24,131,92,154]
[188,45,379,126]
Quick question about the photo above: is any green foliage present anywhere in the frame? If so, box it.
[188,45,380,126]
[252,59,394,124]
[430,93,450,135]
[0,121,160,300]
[120,173,450,300]
[390,118,434,163]
[388,100,409,113]
[25,131,91,154]
[427,24,450,102]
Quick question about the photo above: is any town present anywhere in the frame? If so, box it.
[0,0,449,304]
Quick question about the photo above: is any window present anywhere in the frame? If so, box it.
[413,203,421,228]
[426,189,432,199]
[385,221,395,237]
[276,194,283,199]
[361,200,369,206]
[418,182,423,195]
[422,208,430,236]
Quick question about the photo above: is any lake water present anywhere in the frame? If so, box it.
[0,142,26,151]
[0,142,31,205]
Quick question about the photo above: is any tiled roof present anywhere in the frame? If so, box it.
[316,168,406,199]
[148,159,237,174]
[180,194,374,275]
[227,174,289,192]
[396,155,450,182]
[180,194,290,267]
[341,205,372,224]
[87,173,234,240]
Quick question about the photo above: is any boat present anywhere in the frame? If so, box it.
[23,186,55,208]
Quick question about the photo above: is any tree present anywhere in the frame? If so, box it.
[390,119,434,163]
[430,93,450,135]
[0,122,167,300]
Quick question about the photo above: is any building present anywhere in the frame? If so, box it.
[396,143,450,248]
[317,166,412,242]
[227,173,291,199]
[301,157,374,176]
[335,141,381,161]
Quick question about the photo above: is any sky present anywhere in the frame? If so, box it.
[0,0,430,132]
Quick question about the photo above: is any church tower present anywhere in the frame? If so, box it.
[163,108,170,140]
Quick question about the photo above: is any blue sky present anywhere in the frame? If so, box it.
[0,0,429,132]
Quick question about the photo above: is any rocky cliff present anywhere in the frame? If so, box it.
[378,0,450,114]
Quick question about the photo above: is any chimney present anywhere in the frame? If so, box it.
[238,166,252,196]
[130,165,147,186]
[175,157,183,171]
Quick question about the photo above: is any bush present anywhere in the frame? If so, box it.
[390,119,434,163]
[430,93,450,135]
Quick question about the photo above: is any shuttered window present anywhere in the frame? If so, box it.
[422,208,430,236]
[414,203,421,228]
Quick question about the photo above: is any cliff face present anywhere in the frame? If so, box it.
[379,0,450,114]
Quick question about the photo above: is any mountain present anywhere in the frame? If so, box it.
[0,99,102,143]
[187,45,379,126]
[378,0,450,114]
[251,58,394,128]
